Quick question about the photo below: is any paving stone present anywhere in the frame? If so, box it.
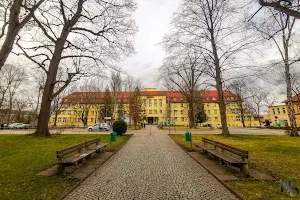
[64,126,238,200]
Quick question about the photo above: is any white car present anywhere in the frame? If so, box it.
[216,124,222,129]
[88,123,110,131]
[8,123,23,129]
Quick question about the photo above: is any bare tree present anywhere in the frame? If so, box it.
[110,71,122,118]
[250,6,300,136]
[15,0,136,136]
[163,0,255,135]
[0,64,27,124]
[72,82,97,127]
[228,80,249,127]
[258,0,300,19]
[159,51,207,128]
[0,0,46,70]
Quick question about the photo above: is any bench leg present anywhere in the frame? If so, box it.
[240,163,249,177]
[57,164,65,175]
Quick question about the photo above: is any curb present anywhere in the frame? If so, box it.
[57,134,134,200]
[169,135,243,200]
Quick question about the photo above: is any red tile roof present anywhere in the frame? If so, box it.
[283,94,300,103]
[63,90,238,104]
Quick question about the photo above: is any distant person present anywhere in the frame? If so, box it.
[144,122,146,128]
[100,123,103,131]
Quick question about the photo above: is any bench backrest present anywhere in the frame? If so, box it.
[202,137,248,158]
[216,142,248,158]
[202,137,217,146]
[57,143,85,158]
[85,138,100,147]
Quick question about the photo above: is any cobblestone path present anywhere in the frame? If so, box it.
[64,126,238,200]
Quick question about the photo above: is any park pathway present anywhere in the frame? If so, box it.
[64,126,238,200]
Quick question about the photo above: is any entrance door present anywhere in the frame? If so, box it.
[148,117,153,124]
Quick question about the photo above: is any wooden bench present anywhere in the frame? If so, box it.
[85,138,108,153]
[194,137,249,176]
[56,138,108,175]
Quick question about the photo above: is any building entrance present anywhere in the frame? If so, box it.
[148,117,154,124]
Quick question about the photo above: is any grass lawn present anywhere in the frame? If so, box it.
[0,134,131,200]
[160,126,214,130]
[169,134,300,200]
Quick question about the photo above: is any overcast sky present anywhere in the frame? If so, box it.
[122,0,180,88]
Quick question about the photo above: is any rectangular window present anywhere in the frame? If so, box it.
[282,108,286,114]
[207,117,211,121]
[58,118,62,122]
[52,118,55,122]
[159,99,162,106]
[207,104,210,107]
[272,109,275,114]
[236,116,240,121]
[181,103,183,107]
[68,110,71,115]
[181,110,184,114]
[154,110,157,114]
[149,99,152,106]
[160,110,162,114]
[174,103,177,108]
[63,118,67,122]
[149,110,152,114]
[214,103,216,107]
[174,117,178,121]
[181,117,184,121]
[91,118,94,122]
[144,99,147,106]
[207,110,210,114]
[277,108,280,114]
[174,110,177,115]
[214,117,218,121]
[92,105,94,108]
[91,111,94,115]
[214,110,217,114]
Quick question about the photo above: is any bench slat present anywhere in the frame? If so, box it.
[57,143,85,157]
[88,143,108,151]
[58,150,95,165]
[85,138,100,146]
[216,143,248,158]
[207,149,246,164]
[194,143,213,151]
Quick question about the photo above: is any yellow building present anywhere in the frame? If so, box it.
[49,88,259,128]
[268,104,289,126]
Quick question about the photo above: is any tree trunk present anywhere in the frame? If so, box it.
[238,100,245,127]
[188,97,196,128]
[0,0,23,70]
[210,28,230,135]
[283,37,298,136]
[285,63,298,136]
[34,0,84,137]
[34,78,54,137]
[54,111,58,126]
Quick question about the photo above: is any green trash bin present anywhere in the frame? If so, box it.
[185,131,191,142]
[111,131,117,142]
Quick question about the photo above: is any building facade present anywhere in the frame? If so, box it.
[49,88,259,128]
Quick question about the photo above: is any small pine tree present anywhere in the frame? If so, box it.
[100,87,114,118]
[129,87,143,129]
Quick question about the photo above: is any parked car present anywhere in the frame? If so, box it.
[8,123,23,129]
[102,123,110,131]
[88,123,110,131]
[216,124,222,129]
[88,124,101,131]
[19,124,31,129]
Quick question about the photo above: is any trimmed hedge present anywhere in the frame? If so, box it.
[113,120,128,135]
